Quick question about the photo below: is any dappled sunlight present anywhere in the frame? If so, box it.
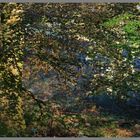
[0,3,140,137]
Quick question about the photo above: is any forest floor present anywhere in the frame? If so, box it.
[59,105,140,137]
[43,93,140,137]
[1,94,140,137]
[27,98,140,137]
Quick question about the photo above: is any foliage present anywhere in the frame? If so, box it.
[0,3,140,137]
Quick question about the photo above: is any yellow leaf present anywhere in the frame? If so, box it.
[10,65,19,76]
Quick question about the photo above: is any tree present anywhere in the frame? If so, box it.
[0,3,140,136]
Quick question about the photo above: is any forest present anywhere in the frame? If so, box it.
[0,3,140,137]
